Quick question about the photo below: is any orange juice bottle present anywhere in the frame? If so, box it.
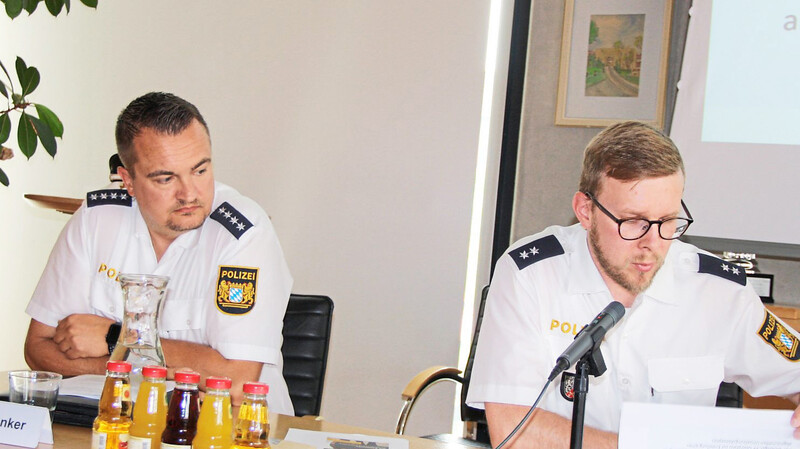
[129,365,168,449]
[92,361,133,449]
[231,382,270,449]
[192,377,233,449]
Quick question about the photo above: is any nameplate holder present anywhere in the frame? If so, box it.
[0,401,53,447]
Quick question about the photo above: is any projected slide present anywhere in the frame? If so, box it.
[702,0,800,146]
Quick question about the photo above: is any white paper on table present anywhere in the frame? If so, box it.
[283,428,410,449]
[58,375,106,399]
[619,402,800,449]
[59,374,175,400]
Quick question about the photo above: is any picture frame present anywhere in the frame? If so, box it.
[746,273,774,303]
[555,0,673,128]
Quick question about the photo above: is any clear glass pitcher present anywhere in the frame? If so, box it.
[110,273,169,385]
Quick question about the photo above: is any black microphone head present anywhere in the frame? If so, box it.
[605,301,625,324]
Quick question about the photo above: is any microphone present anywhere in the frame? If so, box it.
[547,301,625,381]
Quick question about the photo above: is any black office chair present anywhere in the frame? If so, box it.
[281,293,334,417]
[396,286,490,447]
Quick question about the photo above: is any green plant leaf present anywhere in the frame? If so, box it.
[0,81,7,99]
[34,104,63,137]
[0,166,9,187]
[18,112,37,158]
[44,0,64,15]
[20,66,40,96]
[79,0,96,8]
[14,57,28,89]
[0,113,11,144]
[0,59,12,88]
[64,0,70,12]
[5,0,24,18]
[22,0,40,14]
[29,115,56,157]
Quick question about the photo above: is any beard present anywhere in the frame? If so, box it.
[588,223,665,296]
[166,200,208,233]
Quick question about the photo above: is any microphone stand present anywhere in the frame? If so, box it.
[569,345,607,449]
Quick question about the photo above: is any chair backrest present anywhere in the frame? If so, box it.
[281,294,334,417]
[459,286,490,433]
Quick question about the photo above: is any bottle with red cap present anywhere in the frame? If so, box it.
[192,376,233,449]
[231,382,270,449]
[92,360,133,449]
[160,370,201,448]
[129,365,168,449]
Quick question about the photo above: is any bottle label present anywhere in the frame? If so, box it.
[92,430,129,449]
[160,444,191,449]
[91,431,107,449]
[128,435,152,449]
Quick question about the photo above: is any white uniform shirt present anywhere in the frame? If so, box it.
[27,182,296,415]
[467,224,800,432]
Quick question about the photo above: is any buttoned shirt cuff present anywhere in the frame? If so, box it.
[215,343,282,366]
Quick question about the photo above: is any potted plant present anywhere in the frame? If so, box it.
[0,0,98,186]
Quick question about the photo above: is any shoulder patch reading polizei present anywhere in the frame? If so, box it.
[697,253,747,286]
[758,310,800,362]
[216,266,258,315]
[509,235,565,270]
[210,202,254,239]
[86,189,133,207]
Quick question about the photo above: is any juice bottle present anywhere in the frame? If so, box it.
[161,370,201,448]
[129,365,168,449]
[231,382,270,449]
[92,360,133,449]
[192,376,233,449]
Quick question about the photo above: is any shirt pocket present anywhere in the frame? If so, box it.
[159,297,205,342]
[648,355,724,406]
[88,275,124,320]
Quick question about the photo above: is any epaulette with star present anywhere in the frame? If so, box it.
[697,253,747,286]
[509,235,565,270]
[86,189,132,207]
[210,202,254,239]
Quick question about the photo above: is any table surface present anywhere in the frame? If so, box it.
[50,414,456,448]
[0,372,458,449]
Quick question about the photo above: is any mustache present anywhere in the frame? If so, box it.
[172,199,202,211]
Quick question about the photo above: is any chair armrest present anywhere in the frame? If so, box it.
[396,366,463,434]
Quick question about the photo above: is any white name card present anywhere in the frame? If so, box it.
[0,401,53,448]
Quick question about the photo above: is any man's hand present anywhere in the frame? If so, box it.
[789,393,800,438]
[53,314,116,359]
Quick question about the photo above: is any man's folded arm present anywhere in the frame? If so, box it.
[24,318,109,376]
[161,339,262,406]
[485,402,618,449]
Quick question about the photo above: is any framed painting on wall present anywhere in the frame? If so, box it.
[555,0,672,128]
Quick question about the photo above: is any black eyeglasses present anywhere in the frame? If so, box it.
[583,192,694,240]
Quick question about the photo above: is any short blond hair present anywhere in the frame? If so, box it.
[579,121,684,195]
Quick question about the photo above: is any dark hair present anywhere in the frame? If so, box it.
[579,121,685,196]
[115,92,209,172]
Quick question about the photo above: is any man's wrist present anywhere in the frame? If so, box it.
[105,322,121,356]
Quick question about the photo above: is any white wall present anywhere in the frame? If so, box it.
[0,1,494,435]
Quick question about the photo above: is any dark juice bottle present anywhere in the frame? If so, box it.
[160,370,200,449]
